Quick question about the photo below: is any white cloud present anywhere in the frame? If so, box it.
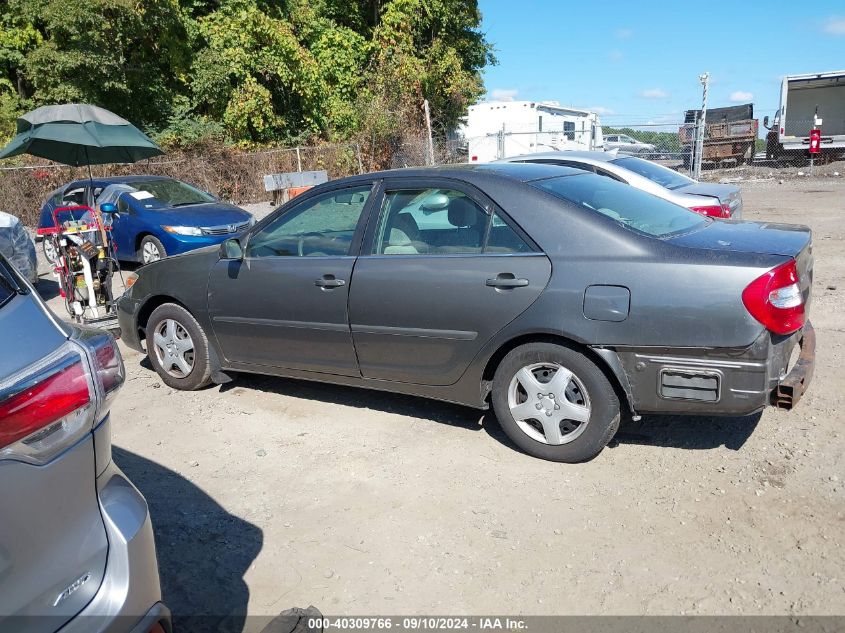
[823,16,845,35]
[490,88,518,102]
[607,50,624,62]
[590,106,615,115]
[730,90,754,102]
[639,88,669,99]
[615,28,633,39]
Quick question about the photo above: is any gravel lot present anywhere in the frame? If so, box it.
[36,178,845,629]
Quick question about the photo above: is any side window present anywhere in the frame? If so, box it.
[486,212,535,253]
[117,195,131,214]
[51,191,63,205]
[246,186,371,258]
[372,188,536,256]
[373,188,488,255]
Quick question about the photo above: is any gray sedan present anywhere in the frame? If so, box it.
[500,151,743,219]
[118,163,813,462]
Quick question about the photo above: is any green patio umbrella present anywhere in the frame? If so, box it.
[0,103,164,248]
[0,103,163,166]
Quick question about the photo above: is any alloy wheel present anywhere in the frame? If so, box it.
[142,241,161,263]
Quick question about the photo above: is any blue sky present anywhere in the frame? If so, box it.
[478,0,845,126]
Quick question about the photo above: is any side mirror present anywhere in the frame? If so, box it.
[763,116,770,129]
[220,238,244,261]
[100,202,118,214]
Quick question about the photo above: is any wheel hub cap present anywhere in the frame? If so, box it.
[152,318,195,378]
[507,362,591,445]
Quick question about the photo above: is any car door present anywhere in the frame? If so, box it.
[207,183,375,376]
[348,178,552,386]
[109,193,142,260]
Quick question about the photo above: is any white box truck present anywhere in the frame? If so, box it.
[461,100,603,163]
[764,70,845,161]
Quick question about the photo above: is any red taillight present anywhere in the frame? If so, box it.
[689,204,728,218]
[0,359,91,450]
[720,203,732,217]
[742,260,805,335]
[471,155,478,162]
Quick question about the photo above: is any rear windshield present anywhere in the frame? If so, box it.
[611,156,694,190]
[124,178,215,208]
[533,174,708,238]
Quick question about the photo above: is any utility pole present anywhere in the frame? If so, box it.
[423,99,435,166]
[693,72,710,180]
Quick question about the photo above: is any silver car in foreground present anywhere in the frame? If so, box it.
[500,151,743,219]
[0,254,169,633]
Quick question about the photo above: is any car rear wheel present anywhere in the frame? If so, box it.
[146,303,212,390]
[491,342,620,462]
[140,235,166,264]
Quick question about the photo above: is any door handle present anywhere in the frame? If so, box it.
[486,274,529,289]
[315,275,346,288]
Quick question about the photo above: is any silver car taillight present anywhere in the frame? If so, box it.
[0,333,124,465]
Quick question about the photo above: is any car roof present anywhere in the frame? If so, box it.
[498,151,620,165]
[335,162,588,185]
[68,175,172,187]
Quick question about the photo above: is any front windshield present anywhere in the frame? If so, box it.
[611,156,694,190]
[533,173,708,238]
[124,178,215,207]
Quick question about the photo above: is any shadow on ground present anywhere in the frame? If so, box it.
[216,372,763,454]
[113,447,263,633]
[613,411,763,451]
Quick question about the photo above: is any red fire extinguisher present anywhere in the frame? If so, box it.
[809,128,821,154]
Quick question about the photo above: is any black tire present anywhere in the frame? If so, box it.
[491,342,620,462]
[146,303,212,390]
[139,235,166,264]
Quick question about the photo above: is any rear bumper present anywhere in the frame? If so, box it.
[771,321,815,410]
[612,322,814,416]
[59,461,168,633]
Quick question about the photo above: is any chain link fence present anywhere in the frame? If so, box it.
[3,115,843,228]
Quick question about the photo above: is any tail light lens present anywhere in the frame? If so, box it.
[0,346,94,464]
[0,333,124,465]
[742,260,805,335]
[689,204,730,218]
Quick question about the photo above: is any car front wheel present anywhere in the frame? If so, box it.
[42,238,57,264]
[491,342,620,462]
[146,303,212,390]
[140,235,166,264]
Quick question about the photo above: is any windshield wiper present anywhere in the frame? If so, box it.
[169,201,204,207]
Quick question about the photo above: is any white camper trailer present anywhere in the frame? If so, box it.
[462,100,603,163]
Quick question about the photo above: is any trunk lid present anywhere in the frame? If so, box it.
[675,182,743,216]
[668,220,810,257]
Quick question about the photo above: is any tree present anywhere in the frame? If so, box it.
[12,0,190,128]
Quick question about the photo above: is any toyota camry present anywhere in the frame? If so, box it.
[117,163,814,462]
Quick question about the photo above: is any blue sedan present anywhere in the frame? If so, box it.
[38,176,254,264]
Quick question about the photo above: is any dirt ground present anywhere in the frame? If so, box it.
[36,178,845,628]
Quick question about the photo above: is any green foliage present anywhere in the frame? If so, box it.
[0,0,494,150]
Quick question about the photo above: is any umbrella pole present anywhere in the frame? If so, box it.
[84,147,110,249]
